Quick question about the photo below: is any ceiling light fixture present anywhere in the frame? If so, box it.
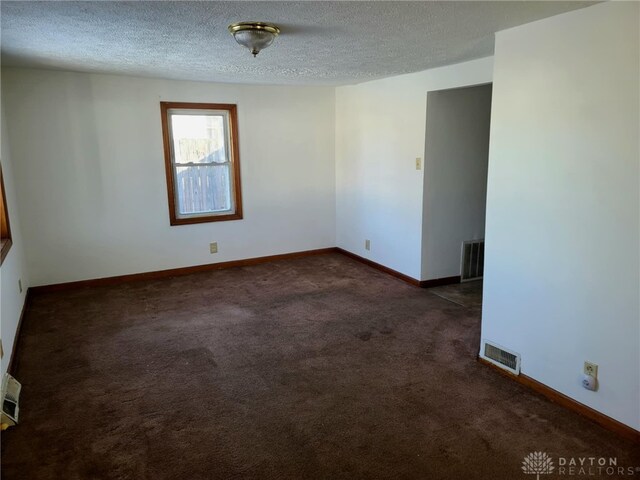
[228,22,281,58]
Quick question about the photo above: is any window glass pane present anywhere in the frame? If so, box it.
[175,165,232,215]
[171,114,227,164]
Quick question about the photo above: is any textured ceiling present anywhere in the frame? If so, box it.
[1,1,595,86]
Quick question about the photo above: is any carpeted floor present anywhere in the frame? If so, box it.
[2,253,638,479]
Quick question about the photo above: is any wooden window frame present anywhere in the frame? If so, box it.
[0,165,12,265]
[160,102,243,226]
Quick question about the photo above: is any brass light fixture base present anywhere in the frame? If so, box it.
[228,22,281,35]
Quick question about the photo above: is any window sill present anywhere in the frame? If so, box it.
[170,212,243,226]
[1,238,13,265]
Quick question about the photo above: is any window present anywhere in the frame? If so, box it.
[160,102,243,225]
[0,165,12,264]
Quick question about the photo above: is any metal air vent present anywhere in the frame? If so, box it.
[482,340,521,375]
[461,239,484,281]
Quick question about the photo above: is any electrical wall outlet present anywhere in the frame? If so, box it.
[18,279,22,293]
[365,239,371,251]
[209,242,218,254]
[415,157,422,170]
[584,361,598,378]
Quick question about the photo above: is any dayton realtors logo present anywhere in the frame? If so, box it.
[522,452,555,479]
[522,452,640,477]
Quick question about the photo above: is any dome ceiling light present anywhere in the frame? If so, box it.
[228,22,281,57]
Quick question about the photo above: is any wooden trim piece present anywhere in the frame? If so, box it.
[30,248,338,294]
[160,102,243,226]
[478,357,640,444]
[31,247,457,295]
[0,165,13,265]
[334,248,421,286]
[160,101,177,223]
[334,248,461,289]
[1,238,13,265]
[228,103,243,221]
[419,276,461,288]
[334,249,461,289]
[7,288,31,375]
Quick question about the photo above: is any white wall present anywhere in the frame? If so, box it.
[481,2,639,429]
[0,101,30,374]
[422,84,492,280]
[1,69,336,286]
[335,57,493,280]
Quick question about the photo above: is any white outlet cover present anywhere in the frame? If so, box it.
[582,373,597,391]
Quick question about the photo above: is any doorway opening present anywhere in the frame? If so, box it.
[420,83,492,310]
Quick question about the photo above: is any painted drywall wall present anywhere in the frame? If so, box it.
[1,69,336,286]
[481,1,640,429]
[422,84,491,280]
[0,101,30,374]
[335,57,493,280]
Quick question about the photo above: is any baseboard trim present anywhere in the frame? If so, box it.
[478,357,640,444]
[334,248,462,289]
[31,246,464,294]
[334,248,421,286]
[419,276,461,288]
[7,288,31,375]
[30,248,338,294]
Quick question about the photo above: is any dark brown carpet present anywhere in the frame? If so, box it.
[2,253,638,479]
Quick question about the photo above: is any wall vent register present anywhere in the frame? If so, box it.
[481,340,521,375]
[461,239,484,281]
